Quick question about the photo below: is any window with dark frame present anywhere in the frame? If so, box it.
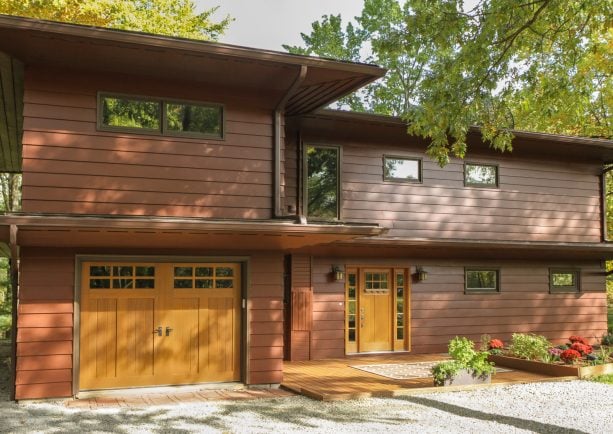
[383,156,422,183]
[549,269,580,293]
[464,163,498,187]
[306,145,339,220]
[465,268,500,293]
[98,93,223,139]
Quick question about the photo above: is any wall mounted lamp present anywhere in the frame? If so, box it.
[332,265,345,282]
[415,266,428,282]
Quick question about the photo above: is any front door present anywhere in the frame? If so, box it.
[346,267,409,354]
[79,261,241,390]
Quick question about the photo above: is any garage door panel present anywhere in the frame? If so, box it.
[118,298,155,378]
[163,297,199,379]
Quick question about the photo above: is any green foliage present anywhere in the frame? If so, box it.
[588,374,613,384]
[432,336,495,385]
[602,333,613,346]
[287,0,612,166]
[509,333,552,361]
[306,146,338,219]
[0,0,232,41]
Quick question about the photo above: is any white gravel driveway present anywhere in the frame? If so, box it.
[1,380,611,433]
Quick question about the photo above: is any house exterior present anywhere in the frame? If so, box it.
[0,15,610,400]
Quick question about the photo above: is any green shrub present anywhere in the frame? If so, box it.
[509,333,551,361]
[601,334,613,346]
[431,336,495,385]
[0,314,11,333]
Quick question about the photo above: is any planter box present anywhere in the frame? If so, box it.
[489,354,613,378]
[435,368,492,387]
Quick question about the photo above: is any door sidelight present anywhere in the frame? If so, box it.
[165,326,173,337]
[154,326,163,336]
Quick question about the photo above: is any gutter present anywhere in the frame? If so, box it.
[273,65,307,218]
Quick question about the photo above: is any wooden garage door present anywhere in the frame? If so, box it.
[79,262,241,390]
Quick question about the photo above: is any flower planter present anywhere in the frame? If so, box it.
[488,354,613,378]
[434,368,492,387]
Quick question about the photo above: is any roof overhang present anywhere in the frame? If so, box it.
[0,214,387,253]
[294,237,613,261]
[0,14,386,172]
[291,110,613,163]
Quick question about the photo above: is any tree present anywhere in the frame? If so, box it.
[0,0,232,41]
[285,0,612,166]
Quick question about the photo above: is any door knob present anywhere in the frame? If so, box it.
[153,326,162,336]
[165,326,173,336]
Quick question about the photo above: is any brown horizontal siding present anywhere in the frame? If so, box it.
[248,254,284,385]
[308,257,607,358]
[21,68,275,219]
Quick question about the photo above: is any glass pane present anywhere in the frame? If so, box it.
[396,273,404,286]
[307,146,338,219]
[195,279,214,288]
[465,164,497,186]
[113,266,133,277]
[348,273,356,286]
[397,312,404,327]
[216,279,233,288]
[348,329,356,342]
[348,286,356,298]
[397,288,404,298]
[90,279,110,289]
[136,266,155,277]
[384,157,420,181]
[466,270,498,290]
[348,301,356,315]
[348,315,356,328]
[135,279,155,289]
[174,267,193,277]
[102,96,160,130]
[397,328,404,340]
[215,267,234,277]
[195,267,213,277]
[166,103,222,136]
[397,300,404,313]
[90,266,111,277]
[113,278,134,289]
[174,279,192,288]
[552,272,575,287]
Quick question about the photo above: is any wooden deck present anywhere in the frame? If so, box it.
[282,353,572,401]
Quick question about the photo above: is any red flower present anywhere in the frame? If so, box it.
[570,342,592,355]
[560,349,581,363]
[488,339,504,350]
[569,335,589,345]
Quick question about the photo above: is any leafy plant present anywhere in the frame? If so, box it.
[560,349,581,364]
[589,374,613,384]
[431,336,495,385]
[601,334,613,346]
[508,333,551,361]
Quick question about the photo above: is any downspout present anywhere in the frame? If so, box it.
[9,224,18,401]
[273,65,307,218]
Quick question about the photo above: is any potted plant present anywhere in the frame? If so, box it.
[432,336,495,386]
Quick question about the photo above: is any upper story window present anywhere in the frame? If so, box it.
[384,156,422,183]
[464,163,498,187]
[549,269,580,293]
[98,93,224,139]
[465,268,500,294]
[306,145,339,220]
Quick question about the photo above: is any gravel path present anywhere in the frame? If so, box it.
[1,380,611,433]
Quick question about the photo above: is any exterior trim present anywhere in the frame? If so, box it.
[464,267,501,294]
[383,155,423,184]
[463,162,500,188]
[549,268,581,293]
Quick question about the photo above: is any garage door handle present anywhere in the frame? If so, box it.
[154,326,163,336]
[165,326,173,337]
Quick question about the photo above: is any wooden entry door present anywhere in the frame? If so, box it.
[346,268,409,354]
[79,261,241,390]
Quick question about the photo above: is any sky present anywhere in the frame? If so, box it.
[200,0,364,51]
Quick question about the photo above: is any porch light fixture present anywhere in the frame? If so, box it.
[415,266,428,282]
[332,265,345,282]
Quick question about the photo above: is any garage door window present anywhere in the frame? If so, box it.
[88,264,155,289]
[174,265,235,289]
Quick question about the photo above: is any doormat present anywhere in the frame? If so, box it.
[350,361,513,380]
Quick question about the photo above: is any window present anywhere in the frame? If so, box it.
[384,156,422,183]
[88,264,155,289]
[549,269,580,293]
[464,163,498,187]
[306,145,339,219]
[98,93,223,138]
[395,271,405,341]
[465,268,500,293]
